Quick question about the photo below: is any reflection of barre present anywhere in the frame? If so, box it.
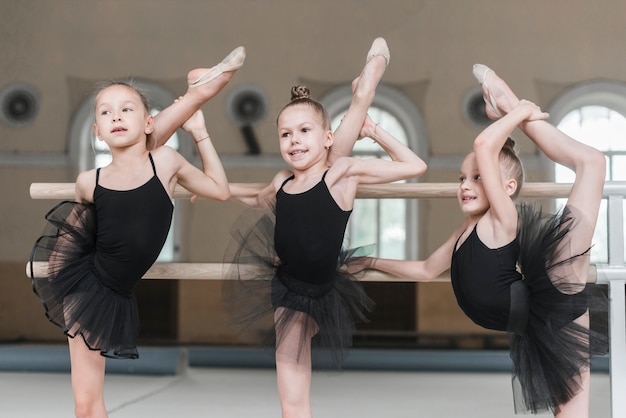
[29,182,574,200]
[26,261,598,283]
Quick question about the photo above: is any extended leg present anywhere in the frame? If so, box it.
[482,67,604,418]
[328,38,389,163]
[151,46,246,148]
[482,66,605,277]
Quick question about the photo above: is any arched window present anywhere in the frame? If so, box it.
[68,79,183,262]
[549,80,626,263]
[322,84,428,259]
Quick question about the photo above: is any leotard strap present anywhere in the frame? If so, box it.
[279,174,295,191]
[148,152,157,176]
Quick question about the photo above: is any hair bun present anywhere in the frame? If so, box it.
[503,137,517,151]
[290,85,311,101]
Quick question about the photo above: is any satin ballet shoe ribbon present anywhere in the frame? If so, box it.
[366,37,390,66]
[188,46,246,88]
[473,63,503,117]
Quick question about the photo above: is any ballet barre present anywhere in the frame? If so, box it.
[26,180,586,284]
[29,182,574,200]
[27,180,626,417]
[26,261,599,283]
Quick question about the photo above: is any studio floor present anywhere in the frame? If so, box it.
[0,346,612,417]
[0,368,613,418]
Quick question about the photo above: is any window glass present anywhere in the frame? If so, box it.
[331,107,409,259]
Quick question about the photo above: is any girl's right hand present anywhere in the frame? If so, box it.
[181,109,207,136]
[358,115,378,142]
[171,96,207,138]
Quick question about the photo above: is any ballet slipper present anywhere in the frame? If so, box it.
[366,37,390,66]
[188,46,246,88]
[472,63,503,118]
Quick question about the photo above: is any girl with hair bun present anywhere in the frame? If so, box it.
[349,65,608,417]
[225,38,427,417]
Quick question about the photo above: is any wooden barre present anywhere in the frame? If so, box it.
[30,182,574,200]
[26,261,597,283]
[25,261,449,282]
[27,181,592,284]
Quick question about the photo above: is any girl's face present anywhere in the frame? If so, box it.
[277,104,333,171]
[93,85,153,148]
[457,153,490,217]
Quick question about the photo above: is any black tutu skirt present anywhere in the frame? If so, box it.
[30,201,140,359]
[222,209,374,368]
[510,203,609,414]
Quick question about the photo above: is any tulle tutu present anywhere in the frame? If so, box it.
[222,208,374,368]
[510,203,609,414]
[30,201,141,359]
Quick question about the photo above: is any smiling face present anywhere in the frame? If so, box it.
[277,103,333,171]
[92,84,154,149]
[457,151,522,219]
[457,152,490,218]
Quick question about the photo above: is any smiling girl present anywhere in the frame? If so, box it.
[225,38,427,418]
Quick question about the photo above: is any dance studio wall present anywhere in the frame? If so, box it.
[1,0,625,346]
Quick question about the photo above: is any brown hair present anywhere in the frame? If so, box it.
[276,85,331,130]
[499,137,524,199]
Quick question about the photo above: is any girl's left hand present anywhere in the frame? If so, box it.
[518,99,549,121]
[344,256,375,274]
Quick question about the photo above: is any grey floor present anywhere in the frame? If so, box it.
[0,346,612,417]
[0,369,612,417]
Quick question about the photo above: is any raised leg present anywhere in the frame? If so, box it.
[472,63,520,120]
[482,67,604,417]
[151,46,246,148]
[328,38,389,163]
[482,65,605,282]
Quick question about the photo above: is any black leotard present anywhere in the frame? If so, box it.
[30,152,174,358]
[449,206,608,414]
[450,225,522,331]
[223,170,376,367]
[93,152,173,294]
[274,171,351,286]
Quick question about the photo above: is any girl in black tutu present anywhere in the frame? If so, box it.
[349,66,608,416]
[30,47,244,417]
[227,38,427,417]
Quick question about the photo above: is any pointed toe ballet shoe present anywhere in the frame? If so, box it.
[366,37,390,66]
[188,46,246,88]
[472,63,502,117]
